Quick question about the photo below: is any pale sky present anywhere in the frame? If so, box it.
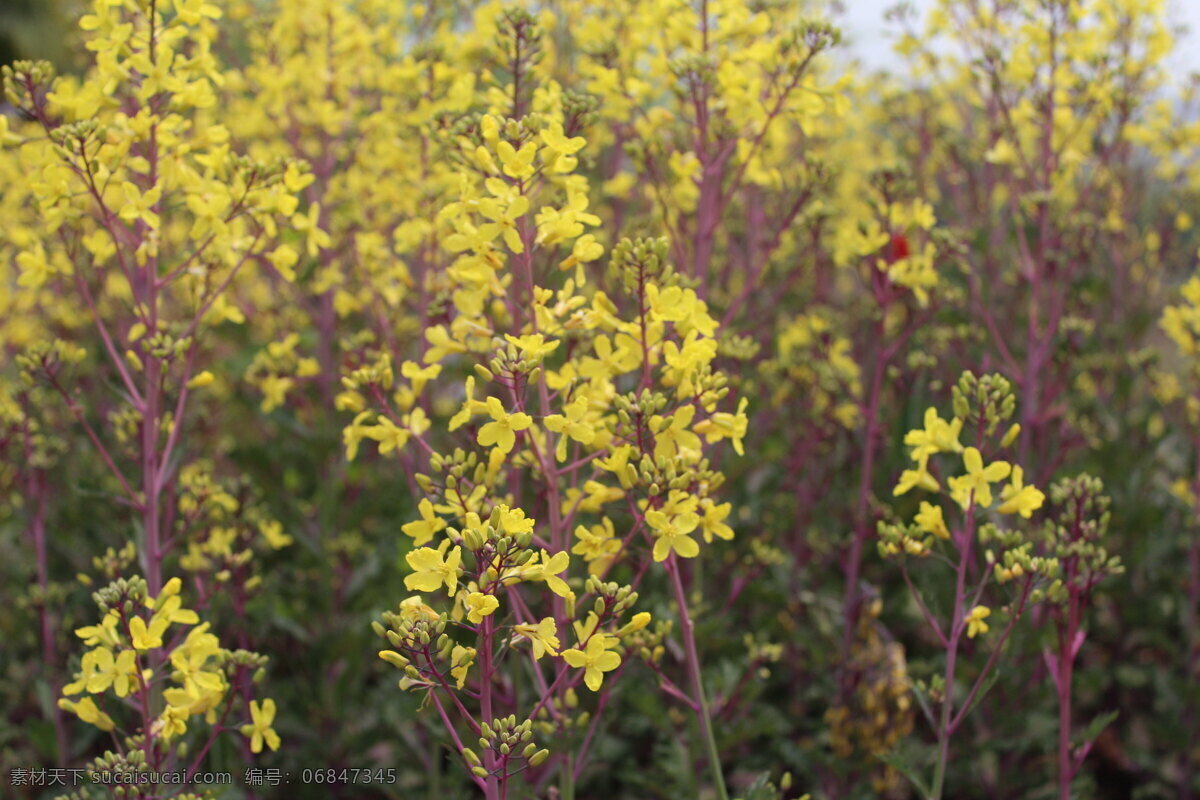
[835,0,1200,75]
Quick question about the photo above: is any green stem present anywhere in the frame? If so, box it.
[668,558,729,800]
[931,503,975,800]
[480,616,499,800]
[561,751,575,800]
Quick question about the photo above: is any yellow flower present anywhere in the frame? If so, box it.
[402,498,447,547]
[75,611,122,649]
[540,122,586,172]
[895,454,940,496]
[118,181,163,229]
[259,375,294,413]
[545,395,596,461]
[58,697,115,731]
[464,592,500,624]
[425,325,468,364]
[996,466,1046,518]
[904,407,964,462]
[513,617,560,660]
[598,445,637,489]
[477,397,533,454]
[16,245,55,288]
[149,588,200,626]
[81,647,138,697]
[504,333,560,360]
[698,500,734,543]
[155,706,189,741]
[694,398,749,455]
[478,193,530,253]
[581,334,641,380]
[450,645,476,689]
[561,234,604,272]
[495,504,536,535]
[540,122,585,155]
[240,699,281,753]
[948,447,1012,509]
[449,377,488,431]
[397,596,439,623]
[646,509,700,562]
[170,626,225,697]
[561,635,622,692]
[404,544,462,597]
[292,202,331,257]
[914,501,950,539]
[662,332,718,396]
[258,519,294,549]
[343,411,374,461]
[364,416,411,455]
[965,606,991,638]
[572,519,622,574]
[401,360,442,395]
[496,140,538,180]
[525,549,571,597]
[651,405,702,461]
[129,615,170,651]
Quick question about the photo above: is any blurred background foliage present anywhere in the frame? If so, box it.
[3,0,1200,799]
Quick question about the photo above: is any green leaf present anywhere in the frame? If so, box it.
[910,679,937,730]
[879,749,932,800]
[960,666,1002,722]
[1076,709,1119,748]
[733,772,776,800]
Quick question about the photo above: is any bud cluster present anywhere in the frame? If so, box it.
[342,351,395,393]
[373,607,453,690]
[1039,474,1123,597]
[2,59,55,111]
[57,749,149,800]
[90,542,140,581]
[464,716,549,779]
[609,236,676,296]
[951,371,1016,436]
[93,576,149,615]
[877,519,935,558]
[418,447,490,503]
[476,336,546,391]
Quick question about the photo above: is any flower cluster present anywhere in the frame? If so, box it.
[60,576,275,774]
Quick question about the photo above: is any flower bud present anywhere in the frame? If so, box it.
[379,650,408,668]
